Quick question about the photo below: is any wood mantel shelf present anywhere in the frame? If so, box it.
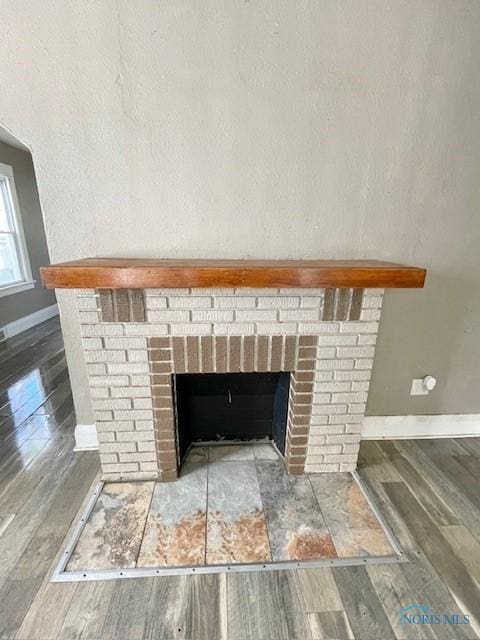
[41,258,426,289]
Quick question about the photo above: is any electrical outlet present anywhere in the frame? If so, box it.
[410,378,428,395]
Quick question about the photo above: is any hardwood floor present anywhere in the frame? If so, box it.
[0,318,478,639]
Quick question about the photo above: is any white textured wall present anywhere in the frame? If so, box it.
[1,1,480,423]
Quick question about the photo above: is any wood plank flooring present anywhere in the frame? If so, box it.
[0,318,478,639]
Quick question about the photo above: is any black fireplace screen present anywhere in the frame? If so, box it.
[174,372,290,460]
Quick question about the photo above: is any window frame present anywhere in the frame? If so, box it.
[0,161,35,298]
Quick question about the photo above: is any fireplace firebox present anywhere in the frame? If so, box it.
[174,372,290,460]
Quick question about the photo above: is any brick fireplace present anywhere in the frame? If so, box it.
[75,286,384,482]
[41,258,426,483]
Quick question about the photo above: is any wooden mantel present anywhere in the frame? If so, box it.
[41,258,426,289]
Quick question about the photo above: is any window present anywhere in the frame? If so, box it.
[0,162,34,297]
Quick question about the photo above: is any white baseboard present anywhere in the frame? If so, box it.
[362,414,480,440]
[74,424,99,451]
[1,303,59,339]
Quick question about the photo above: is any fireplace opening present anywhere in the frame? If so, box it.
[174,372,290,461]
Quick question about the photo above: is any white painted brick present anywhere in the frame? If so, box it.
[319,445,343,455]
[102,463,139,473]
[191,310,234,322]
[257,296,299,308]
[114,409,153,421]
[111,386,151,398]
[312,393,331,404]
[284,288,325,295]
[107,362,149,374]
[299,296,323,308]
[362,296,383,309]
[235,288,278,295]
[95,410,114,421]
[76,289,96,296]
[82,338,103,350]
[100,442,137,453]
[93,399,131,410]
[326,434,361,444]
[96,421,135,432]
[90,387,110,398]
[215,297,256,309]
[305,463,340,473]
[316,347,336,359]
[146,288,189,295]
[97,432,115,442]
[135,420,155,430]
[104,337,147,349]
[337,346,375,359]
[312,424,346,435]
[316,359,354,370]
[343,443,360,454]
[314,371,334,382]
[348,403,367,414]
[119,452,157,463]
[82,324,124,337]
[334,369,371,381]
[279,309,319,321]
[133,397,153,409]
[351,381,370,391]
[100,453,118,464]
[328,413,363,424]
[317,335,356,346]
[309,415,329,426]
[323,454,358,464]
[148,310,190,322]
[312,403,347,415]
[357,334,377,345]
[146,297,168,309]
[85,350,126,363]
[299,323,339,334]
[314,381,351,393]
[116,430,156,442]
[194,288,235,294]
[307,435,326,445]
[331,391,367,404]
[125,324,168,336]
[87,363,107,375]
[169,296,212,309]
[170,323,212,335]
[130,375,151,386]
[140,462,160,472]
[127,350,148,362]
[213,323,255,335]
[78,311,100,323]
[339,462,356,472]
[360,309,382,321]
[256,323,297,335]
[354,359,374,370]
[236,310,277,322]
[137,440,157,452]
[339,322,379,334]
[77,297,99,310]
[345,423,363,433]
[90,375,129,387]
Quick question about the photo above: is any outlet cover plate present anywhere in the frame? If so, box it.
[410,378,428,395]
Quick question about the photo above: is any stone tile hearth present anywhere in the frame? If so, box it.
[65,444,397,575]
